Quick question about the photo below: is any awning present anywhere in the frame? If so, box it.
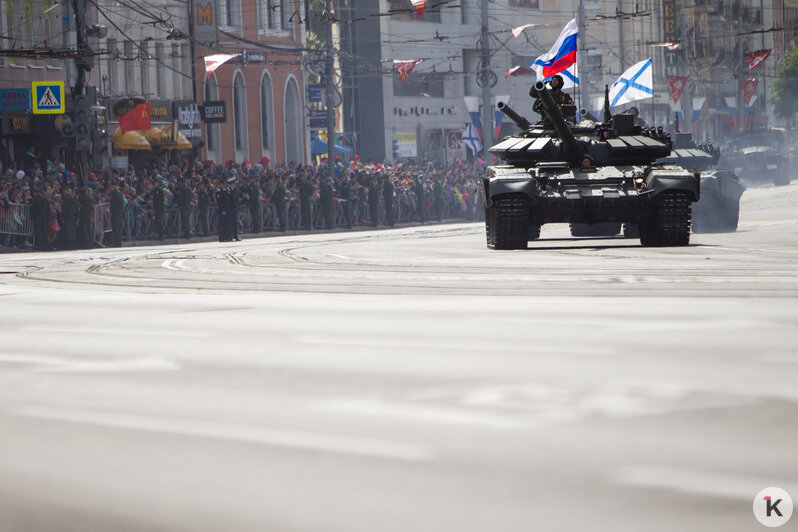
[111,126,192,151]
[311,137,354,155]
[112,128,151,150]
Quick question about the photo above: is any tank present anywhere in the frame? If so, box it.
[718,128,790,187]
[480,83,700,249]
[659,132,745,233]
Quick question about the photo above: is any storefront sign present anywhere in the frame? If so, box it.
[0,89,31,111]
[309,109,327,129]
[200,100,226,122]
[11,116,30,131]
[394,131,417,157]
[110,98,172,122]
[173,101,202,142]
[308,85,323,103]
[393,105,458,117]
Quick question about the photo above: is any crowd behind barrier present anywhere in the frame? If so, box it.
[0,155,483,251]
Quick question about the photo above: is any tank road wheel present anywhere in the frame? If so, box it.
[640,191,693,247]
[489,193,528,250]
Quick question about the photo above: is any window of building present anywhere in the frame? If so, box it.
[284,77,303,164]
[171,43,181,98]
[124,41,135,90]
[219,0,240,27]
[27,0,42,66]
[388,0,441,22]
[107,38,118,95]
[394,73,445,98]
[233,72,248,154]
[140,42,150,96]
[181,44,192,99]
[510,0,539,8]
[43,0,57,67]
[260,72,274,151]
[205,74,220,155]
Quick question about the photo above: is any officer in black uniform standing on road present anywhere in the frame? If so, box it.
[78,186,94,249]
[382,175,395,227]
[338,175,352,229]
[61,183,78,250]
[216,180,230,242]
[110,180,124,247]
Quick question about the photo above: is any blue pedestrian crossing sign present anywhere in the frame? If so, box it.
[31,81,65,114]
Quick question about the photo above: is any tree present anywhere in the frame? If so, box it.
[773,47,798,124]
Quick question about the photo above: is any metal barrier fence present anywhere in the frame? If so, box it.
[0,203,33,237]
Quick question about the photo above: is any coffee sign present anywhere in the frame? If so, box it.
[201,100,226,123]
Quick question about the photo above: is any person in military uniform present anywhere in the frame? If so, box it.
[248,176,262,233]
[625,106,648,128]
[271,176,287,231]
[338,175,352,229]
[433,176,443,222]
[319,177,333,230]
[175,176,193,239]
[61,183,78,250]
[78,186,94,249]
[382,175,395,227]
[109,180,124,247]
[151,180,165,240]
[229,176,240,241]
[30,185,50,251]
[197,180,210,236]
[529,74,574,117]
[414,175,426,223]
[298,172,313,231]
[216,180,231,242]
[367,175,380,227]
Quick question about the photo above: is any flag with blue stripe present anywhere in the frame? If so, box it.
[609,59,653,108]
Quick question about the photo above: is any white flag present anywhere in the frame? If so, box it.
[462,123,482,155]
[609,58,653,108]
[204,54,240,79]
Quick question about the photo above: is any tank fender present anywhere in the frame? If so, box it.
[646,167,700,200]
[487,178,537,201]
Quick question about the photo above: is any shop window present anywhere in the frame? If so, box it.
[394,73,445,98]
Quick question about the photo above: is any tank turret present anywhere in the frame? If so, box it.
[534,81,584,160]
[497,101,531,131]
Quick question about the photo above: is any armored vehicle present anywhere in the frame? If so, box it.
[481,82,700,249]
[659,132,745,233]
[718,128,790,187]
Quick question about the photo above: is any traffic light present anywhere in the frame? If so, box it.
[392,137,399,158]
[74,93,91,151]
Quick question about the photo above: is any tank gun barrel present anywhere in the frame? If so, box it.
[534,81,583,159]
[498,101,531,130]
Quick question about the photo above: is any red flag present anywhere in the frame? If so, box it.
[667,75,689,104]
[394,59,422,82]
[411,0,426,18]
[504,66,534,79]
[745,49,771,70]
[118,102,151,133]
[741,78,759,106]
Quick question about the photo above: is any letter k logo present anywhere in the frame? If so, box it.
[765,496,783,518]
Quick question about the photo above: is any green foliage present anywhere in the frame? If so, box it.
[773,47,798,120]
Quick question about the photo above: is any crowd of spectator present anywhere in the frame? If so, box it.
[0,154,483,251]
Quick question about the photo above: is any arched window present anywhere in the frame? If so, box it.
[204,74,220,158]
[260,71,274,152]
[284,77,303,165]
[233,72,248,155]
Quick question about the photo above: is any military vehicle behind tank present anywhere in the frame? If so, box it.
[659,132,745,233]
[718,128,790,187]
[480,82,700,249]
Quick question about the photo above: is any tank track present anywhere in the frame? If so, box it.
[640,191,692,247]
[487,193,528,250]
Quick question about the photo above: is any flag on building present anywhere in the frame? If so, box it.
[667,75,689,103]
[411,0,427,18]
[741,78,759,106]
[724,96,738,130]
[463,96,482,137]
[395,59,423,82]
[609,58,653,108]
[745,49,771,70]
[462,123,482,155]
[691,97,705,134]
[119,102,151,133]
[493,95,509,140]
[745,95,758,125]
[669,101,685,132]
[204,54,240,79]
[530,18,578,81]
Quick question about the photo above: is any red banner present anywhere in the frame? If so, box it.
[119,102,151,133]
[741,78,759,106]
[394,60,422,82]
[667,75,689,104]
[745,49,771,70]
[411,0,426,18]
[504,66,534,79]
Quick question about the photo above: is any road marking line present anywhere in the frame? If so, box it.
[315,399,529,430]
[0,354,179,372]
[613,466,798,501]
[24,326,212,338]
[13,406,433,462]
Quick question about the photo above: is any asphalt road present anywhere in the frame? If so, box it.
[1,182,797,532]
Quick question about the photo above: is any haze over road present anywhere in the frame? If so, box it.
[1,183,797,532]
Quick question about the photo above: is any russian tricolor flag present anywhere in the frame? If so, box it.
[531,19,578,81]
